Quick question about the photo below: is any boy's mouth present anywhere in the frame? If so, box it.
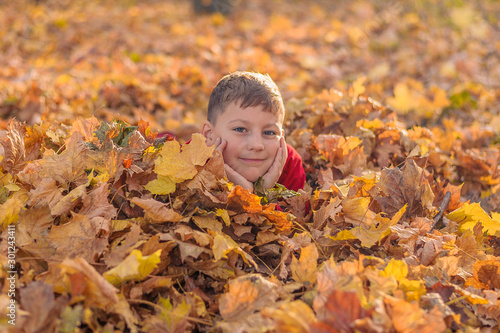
[239,158,266,164]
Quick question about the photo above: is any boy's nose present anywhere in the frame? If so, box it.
[247,135,265,151]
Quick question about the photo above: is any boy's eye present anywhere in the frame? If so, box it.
[233,127,246,133]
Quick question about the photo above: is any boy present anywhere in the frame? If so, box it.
[200,71,305,192]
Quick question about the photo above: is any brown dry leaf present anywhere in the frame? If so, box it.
[27,178,64,209]
[192,214,224,233]
[60,257,120,308]
[455,149,492,179]
[434,256,460,278]
[181,151,228,206]
[37,132,89,187]
[130,197,183,223]
[176,239,213,263]
[262,300,317,333]
[49,182,88,216]
[375,159,433,218]
[312,196,342,230]
[219,274,279,321]
[16,205,54,259]
[1,119,27,174]
[79,182,117,220]
[47,213,109,263]
[433,182,464,213]
[19,281,59,333]
[311,290,374,333]
[373,128,403,168]
[104,223,142,267]
[59,257,139,331]
[69,116,101,143]
[314,258,367,312]
[477,290,500,321]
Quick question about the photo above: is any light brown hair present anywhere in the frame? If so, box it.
[207,71,284,124]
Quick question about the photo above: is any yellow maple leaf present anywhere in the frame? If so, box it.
[154,133,214,183]
[290,243,318,285]
[104,249,162,287]
[380,259,408,281]
[216,208,231,226]
[210,231,258,268]
[329,229,357,241]
[181,133,216,166]
[342,197,376,227]
[0,190,28,228]
[356,118,385,131]
[446,202,500,236]
[145,175,176,195]
[350,204,406,248]
[387,82,419,113]
[348,76,366,99]
[155,298,191,331]
[399,278,426,302]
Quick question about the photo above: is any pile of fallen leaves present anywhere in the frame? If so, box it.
[2,0,500,332]
[2,85,500,332]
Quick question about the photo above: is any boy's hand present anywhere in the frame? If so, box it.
[214,137,287,191]
[260,137,288,189]
[214,137,254,190]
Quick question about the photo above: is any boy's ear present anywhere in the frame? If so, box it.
[201,120,214,145]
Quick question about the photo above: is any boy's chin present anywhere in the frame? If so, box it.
[241,172,261,183]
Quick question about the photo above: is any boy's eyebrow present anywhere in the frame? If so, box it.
[227,119,281,127]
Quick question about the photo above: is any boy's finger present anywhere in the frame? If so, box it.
[216,138,227,152]
[282,138,288,161]
[224,164,253,189]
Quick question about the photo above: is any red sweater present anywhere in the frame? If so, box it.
[278,144,306,191]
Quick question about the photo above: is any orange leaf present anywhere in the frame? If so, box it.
[123,158,132,168]
[228,186,263,214]
[465,259,500,290]
[219,274,279,321]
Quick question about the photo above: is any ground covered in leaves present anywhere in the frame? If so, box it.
[1,0,500,332]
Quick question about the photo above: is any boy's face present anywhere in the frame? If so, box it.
[202,101,284,182]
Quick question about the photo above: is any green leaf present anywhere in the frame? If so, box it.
[254,180,300,205]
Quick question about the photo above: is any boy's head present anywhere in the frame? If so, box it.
[201,71,286,182]
[207,71,285,125]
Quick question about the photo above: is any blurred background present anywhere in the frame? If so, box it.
[0,0,499,142]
